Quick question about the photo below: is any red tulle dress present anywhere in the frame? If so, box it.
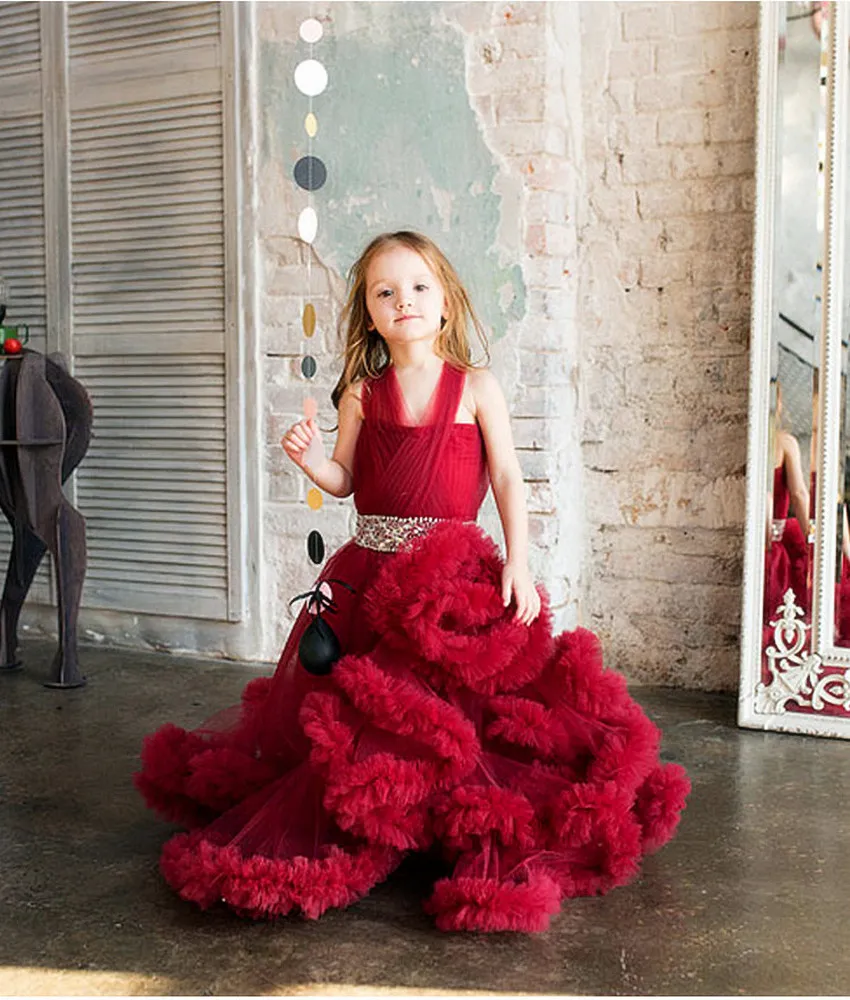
[135,362,690,933]
[763,463,810,627]
[836,557,850,645]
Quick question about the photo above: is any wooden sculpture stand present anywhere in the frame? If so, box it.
[0,351,92,687]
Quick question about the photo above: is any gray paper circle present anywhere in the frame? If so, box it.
[294,156,327,192]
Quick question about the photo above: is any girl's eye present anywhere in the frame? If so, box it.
[377,289,392,298]
[415,284,428,292]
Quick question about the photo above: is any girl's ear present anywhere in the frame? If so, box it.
[441,295,452,328]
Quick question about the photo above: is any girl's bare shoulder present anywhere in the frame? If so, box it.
[344,379,365,401]
[466,366,502,391]
[467,366,505,405]
[457,367,504,424]
[777,428,801,454]
[340,379,365,420]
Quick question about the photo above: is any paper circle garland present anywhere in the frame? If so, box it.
[298,206,318,243]
[299,18,323,44]
[294,59,328,98]
[296,26,328,567]
[294,155,327,192]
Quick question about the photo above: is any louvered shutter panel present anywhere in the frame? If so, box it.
[0,3,53,604]
[68,2,232,620]
[0,4,47,351]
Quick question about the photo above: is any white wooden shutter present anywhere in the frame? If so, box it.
[67,2,234,620]
[0,3,53,603]
[0,4,47,351]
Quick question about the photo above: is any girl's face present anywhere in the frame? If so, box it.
[364,245,447,347]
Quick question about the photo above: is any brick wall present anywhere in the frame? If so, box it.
[578,2,756,689]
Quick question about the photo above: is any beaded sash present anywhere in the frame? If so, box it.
[355,513,468,553]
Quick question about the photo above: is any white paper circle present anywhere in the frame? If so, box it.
[298,206,318,244]
[299,18,323,44]
[294,59,328,97]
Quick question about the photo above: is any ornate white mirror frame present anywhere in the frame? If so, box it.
[740,1,850,736]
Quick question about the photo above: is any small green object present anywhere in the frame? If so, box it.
[0,324,29,344]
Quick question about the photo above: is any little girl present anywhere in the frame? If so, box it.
[283,231,540,625]
[136,231,689,933]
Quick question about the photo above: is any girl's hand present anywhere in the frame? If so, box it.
[281,418,325,473]
[501,560,541,625]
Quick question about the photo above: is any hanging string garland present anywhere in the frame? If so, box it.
[291,15,348,676]
[293,13,328,537]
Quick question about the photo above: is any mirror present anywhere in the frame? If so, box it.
[765,0,821,651]
[740,1,850,736]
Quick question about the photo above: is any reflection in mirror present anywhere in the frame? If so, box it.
[741,1,850,736]
[763,2,825,658]
[834,2,850,645]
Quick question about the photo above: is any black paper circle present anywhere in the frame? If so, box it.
[301,355,317,378]
[307,529,325,564]
[294,155,327,192]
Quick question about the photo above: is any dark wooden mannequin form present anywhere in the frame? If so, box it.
[0,350,92,687]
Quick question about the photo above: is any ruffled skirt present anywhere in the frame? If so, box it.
[135,522,690,933]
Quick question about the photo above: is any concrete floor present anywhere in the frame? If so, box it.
[1,641,849,997]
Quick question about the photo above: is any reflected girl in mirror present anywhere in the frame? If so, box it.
[835,501,850,644]
[764,380,811,628]
[832,375,850,644]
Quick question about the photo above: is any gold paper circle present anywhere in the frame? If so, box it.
[307,488,323,511]
[303,302,316,337]
[305,112,318,138]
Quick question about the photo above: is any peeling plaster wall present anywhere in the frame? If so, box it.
[257,1,755,691]
[261,5,525,339]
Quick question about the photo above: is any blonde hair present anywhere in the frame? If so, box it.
[331,231,490,409]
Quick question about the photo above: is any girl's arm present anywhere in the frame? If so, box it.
[780,431,811,538]
[281,383,363,499]
[471,368,541,625]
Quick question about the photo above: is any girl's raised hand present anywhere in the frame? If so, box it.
[501,560,541,626]
[281,418,325,474]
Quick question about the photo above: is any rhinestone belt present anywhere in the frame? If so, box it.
[355,513,468,553]
[771,518,786,543]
